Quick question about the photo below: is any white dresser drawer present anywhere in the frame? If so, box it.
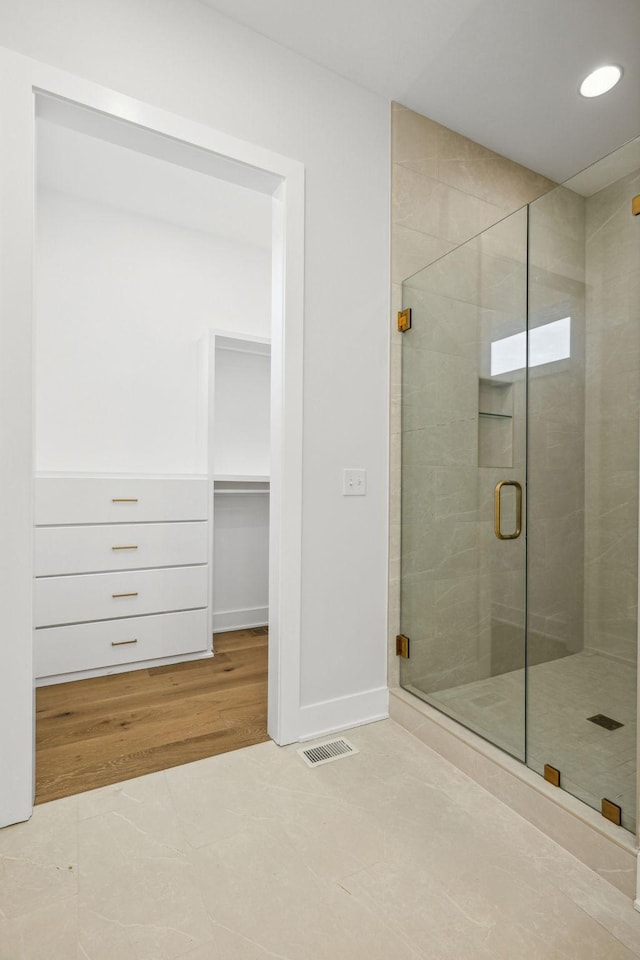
[35,609,209,678]
[35,565,208,627]
[35,521,208,576]
[35,477,209,525]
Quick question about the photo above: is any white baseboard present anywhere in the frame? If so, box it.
[298,685,389,742]
[212,606,268,633]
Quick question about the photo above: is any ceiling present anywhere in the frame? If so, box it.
[199,0,640,183]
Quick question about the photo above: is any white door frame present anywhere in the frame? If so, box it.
[0,46,304,828]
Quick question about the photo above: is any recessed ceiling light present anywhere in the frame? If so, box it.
[579,65,622,98]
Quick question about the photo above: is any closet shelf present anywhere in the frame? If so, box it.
[214,489,270,495]
[213,474,270,483]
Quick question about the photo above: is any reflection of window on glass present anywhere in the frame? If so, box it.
[491,317,571,376]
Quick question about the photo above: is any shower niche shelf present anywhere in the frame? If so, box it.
[478,379,513,468]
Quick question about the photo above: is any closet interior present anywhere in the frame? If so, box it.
[33,96,273,801]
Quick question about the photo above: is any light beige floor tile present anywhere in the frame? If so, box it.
[167,735,389,881]
[0,896,78,960]
[164,742,330,850]
[340,853,638,960]
[0,795,78,920]
[77,769,189,854]
[77,803,215,960]
[508,846,640,957]
[176,925,299,959]
[191,823,422,960]
[1,718,639,960]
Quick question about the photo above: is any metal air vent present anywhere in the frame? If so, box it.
[297,737,359,768]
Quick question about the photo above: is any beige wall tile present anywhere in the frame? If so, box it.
[391,103,439,167]
[391,224,454,283]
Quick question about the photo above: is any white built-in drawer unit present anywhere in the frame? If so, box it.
[35,565,208,627]
[35,476,209,526]
[34,476,210,683]
[35,609,209,679]
[35,521,209,576]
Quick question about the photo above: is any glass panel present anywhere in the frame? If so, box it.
[400,208,527,760]
[527,151,639,833]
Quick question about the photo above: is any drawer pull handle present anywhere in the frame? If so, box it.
[111,638,138,647]
[112,592,139,599]
[112,498,138,503]
[112,545,138,551]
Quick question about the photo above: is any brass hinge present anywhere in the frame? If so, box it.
[397,308,411,333]
[543,764,560,787]
[632,195,640,216]
[396,634,410,658]
[601,798,622,826]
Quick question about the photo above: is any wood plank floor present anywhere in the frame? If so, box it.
[35,628,268,804]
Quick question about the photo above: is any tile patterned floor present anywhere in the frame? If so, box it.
[1,718,639,959]
[422,651,637,832]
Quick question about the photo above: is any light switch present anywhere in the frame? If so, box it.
[343,468,367,496]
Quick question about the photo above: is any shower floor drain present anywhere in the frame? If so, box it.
[587,714,624,731]
[297,737,359,768]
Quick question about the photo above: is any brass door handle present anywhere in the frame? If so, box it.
[112,592,139,599]
[111,638,138,646]
[112,498,138,503]
[111,545,138,551]
[494,480,522,540]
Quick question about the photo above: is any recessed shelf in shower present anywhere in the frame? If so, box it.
[478,378,513,468]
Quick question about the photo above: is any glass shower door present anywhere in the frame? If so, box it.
[400,208,528,760]
[526,166,639,833]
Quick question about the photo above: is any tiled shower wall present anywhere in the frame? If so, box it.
[584,168,640,665]
[389,103,553,689]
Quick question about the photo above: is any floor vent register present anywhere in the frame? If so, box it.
[297,737,359,768]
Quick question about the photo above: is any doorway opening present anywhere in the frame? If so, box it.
[33,94,279,802]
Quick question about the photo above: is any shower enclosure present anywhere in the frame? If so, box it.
[399,140,640,834]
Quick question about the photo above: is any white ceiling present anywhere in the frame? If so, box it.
[200,0,640,183]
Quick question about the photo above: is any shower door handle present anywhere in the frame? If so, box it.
[494,480,522,540]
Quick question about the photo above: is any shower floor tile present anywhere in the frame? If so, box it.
[408,650,637,833]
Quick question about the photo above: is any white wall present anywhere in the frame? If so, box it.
[0,0,390,723]
[213,348,271,478]
[213,492,270,632]
[36,189,270,474]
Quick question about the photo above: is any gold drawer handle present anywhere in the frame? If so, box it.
[112,498,138,503]
[112,545,138,551]
[112,592,139,599]
[111,638,138,647]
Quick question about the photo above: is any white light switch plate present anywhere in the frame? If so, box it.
[343,468,367,496]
